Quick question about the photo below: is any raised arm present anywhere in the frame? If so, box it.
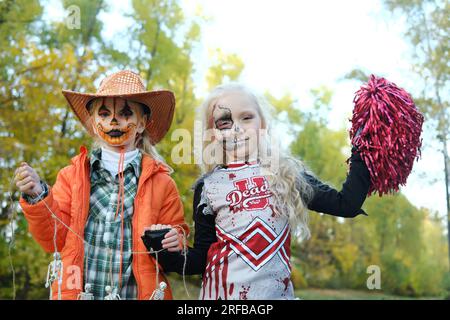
[302,146,371,218]
[18,165,73,252]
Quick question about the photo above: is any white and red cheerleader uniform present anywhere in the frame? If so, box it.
[154,146,371,300]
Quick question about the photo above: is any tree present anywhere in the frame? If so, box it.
[0,0,113,299]
[0,0,246,299]
[206,48,244,91]
[125,0,204,232]
[382,0,450,269]
[272,86,447,296]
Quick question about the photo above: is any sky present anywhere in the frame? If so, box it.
[47,0,447,220]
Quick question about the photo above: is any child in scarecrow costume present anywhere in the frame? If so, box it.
[150,77,423,300]
[15,70,188,300]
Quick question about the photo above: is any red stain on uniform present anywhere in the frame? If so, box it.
[276,277,290,291]
[222,244,230,299]
[203,242,234,300]
[214,253,220,300]
[229,173,236,180]
[203,242,221,299]
[229,283,234,296]
[269,204,276,217]
[282,277,290,291]
[239,285,250,300]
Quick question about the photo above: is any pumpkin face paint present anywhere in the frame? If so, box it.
[96,122,137,145]
[90,97,147,151]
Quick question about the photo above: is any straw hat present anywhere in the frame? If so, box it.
[62,70,175,144]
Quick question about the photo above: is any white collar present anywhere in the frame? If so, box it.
[101,147,140,176]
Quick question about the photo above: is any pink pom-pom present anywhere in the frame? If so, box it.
[350,74,424,197]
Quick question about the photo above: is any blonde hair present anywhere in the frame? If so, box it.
[198,83,315,240]
[87,97,172,172]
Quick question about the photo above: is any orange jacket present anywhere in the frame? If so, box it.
[19,146,188,300]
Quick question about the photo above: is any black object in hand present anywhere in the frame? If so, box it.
[141,228,171,252]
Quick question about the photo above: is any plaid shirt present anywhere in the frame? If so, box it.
[83,148,142,300]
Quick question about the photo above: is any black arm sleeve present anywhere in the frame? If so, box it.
[153,180,217,275]
[302,146,371,218]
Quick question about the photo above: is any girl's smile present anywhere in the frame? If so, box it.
[96,122,137,145]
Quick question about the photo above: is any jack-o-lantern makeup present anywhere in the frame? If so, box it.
[89,97,148,148]
[96,122,137,145]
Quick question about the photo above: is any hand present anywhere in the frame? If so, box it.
[144,224,184,252]
[14,162,43,197]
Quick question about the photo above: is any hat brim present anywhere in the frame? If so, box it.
[62,89,175,144]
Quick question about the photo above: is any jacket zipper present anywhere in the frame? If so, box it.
[74,153,89,295]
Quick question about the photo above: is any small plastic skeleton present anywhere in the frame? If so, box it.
[77,283,94,300]
[45,252,63,300]
[104,285,121,300]
[149,281,167,300]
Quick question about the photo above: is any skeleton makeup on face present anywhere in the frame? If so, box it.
[89,97,148,150]
[209,93,262,162]
[212,104,243,150]
[213,105,234,131]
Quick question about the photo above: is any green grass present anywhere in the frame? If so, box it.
[169,275,202,300]
[167,275,444,300]
[5,273,442,299]
[294,288,442,300]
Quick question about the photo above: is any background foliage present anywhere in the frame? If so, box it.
[0,0,448,299]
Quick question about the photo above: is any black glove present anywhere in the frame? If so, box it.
[141,228,171,252]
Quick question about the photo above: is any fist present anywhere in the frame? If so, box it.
[144,224,183,252]
[14,162,43,197]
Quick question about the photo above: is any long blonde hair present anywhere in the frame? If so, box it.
[87,98,171,172]
[198,83,315,240]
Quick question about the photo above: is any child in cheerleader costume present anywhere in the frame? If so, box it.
[150,79,423,300]
[15,70,188,300]
[149,83,371,300]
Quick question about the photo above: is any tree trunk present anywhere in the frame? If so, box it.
[443,138,450,270]
[60,0,104,138]
[146,19,161,84]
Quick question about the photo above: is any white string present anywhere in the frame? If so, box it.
[174,225,190,298]
[52,219,58,254]
[11,176,193,299]
[40,194,192,298]
[7,177,18,300]
[38,195,177,255]
[52,218,63,301]
[154,250,159,288]
[83,218,96,291]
